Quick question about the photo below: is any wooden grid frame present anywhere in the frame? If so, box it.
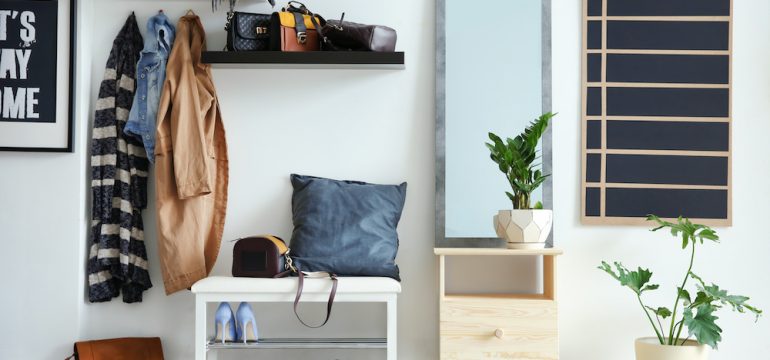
[580,0,733,226]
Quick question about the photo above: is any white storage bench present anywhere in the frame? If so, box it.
[191,276,401,360]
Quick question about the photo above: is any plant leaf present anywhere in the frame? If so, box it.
[690,291,713,309]
[645,306,672,319]
[487,113,554,209]
[684,304,722,349]
[646,215,719,249]
[598,261,656,296]
[679,288,692,306]
[690,272,763,321]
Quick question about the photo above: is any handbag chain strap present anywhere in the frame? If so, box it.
[224,0,237,31]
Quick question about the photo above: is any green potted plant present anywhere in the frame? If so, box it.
[485,112,555,249]
[599,215,762,360]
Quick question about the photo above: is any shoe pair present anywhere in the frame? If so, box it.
[213,302,259,344]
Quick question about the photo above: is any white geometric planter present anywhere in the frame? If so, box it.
[493,209,553,249]
[635,337,710,360]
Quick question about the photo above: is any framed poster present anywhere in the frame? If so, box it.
[0,0,75,152]
[581,0,732,226]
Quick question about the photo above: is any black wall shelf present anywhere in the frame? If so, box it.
[202,51,405,69]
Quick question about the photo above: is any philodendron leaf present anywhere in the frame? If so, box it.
[679,287,692,306]
[689,291,713,309]
[690,271,763,321]
[642,284,660,292]
[646,215,719,249]
[646,306,672,319]
[684,304,723,349]
[597,261,657,296]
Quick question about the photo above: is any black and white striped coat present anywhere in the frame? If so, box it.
[88,13,151,303]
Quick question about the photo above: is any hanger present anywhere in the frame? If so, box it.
[186,9,196,16]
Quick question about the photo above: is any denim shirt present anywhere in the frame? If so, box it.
[125,12,175,163]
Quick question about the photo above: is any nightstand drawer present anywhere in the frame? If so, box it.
[440,297,558,360]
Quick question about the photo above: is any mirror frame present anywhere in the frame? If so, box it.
[435,0,553,248]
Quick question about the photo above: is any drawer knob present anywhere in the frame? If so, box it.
[494,328,504,339]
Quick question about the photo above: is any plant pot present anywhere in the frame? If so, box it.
[493,209,553,249]
[635,337,710,360]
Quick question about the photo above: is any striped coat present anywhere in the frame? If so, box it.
[88,13,151,303]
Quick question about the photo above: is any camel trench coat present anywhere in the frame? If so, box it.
[154,14,228,294]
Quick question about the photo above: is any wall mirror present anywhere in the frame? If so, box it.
[436,0,553,247]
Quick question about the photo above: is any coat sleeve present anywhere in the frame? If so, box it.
[155,25,212,200]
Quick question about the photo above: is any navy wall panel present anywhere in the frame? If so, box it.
[606,188,728,219]
[587,54,602,82]
[587,87,603,116]
[587,121,602,149]
[586,188,601,217]
[607,88,729,117]
[606,54,729,84]
[607,21,729,50]
[588,21,603,49]
[608,0,730,16]
[606,121,729,151]
[588,0,603,16]
[606,155,728,186]
[586,154,602,182]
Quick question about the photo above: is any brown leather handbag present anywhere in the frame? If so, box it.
[232,235,290,278]
[322,14,398,52]
[231,234,338,328]
[66,337,164,360]
[269,1,324,51]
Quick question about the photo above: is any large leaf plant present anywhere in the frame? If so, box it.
[485,112,555,210]
[599,216,762,349]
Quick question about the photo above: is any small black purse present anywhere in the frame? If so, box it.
[225,11,272,51]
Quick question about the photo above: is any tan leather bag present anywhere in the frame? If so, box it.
[67,337,164,360]
[269,2,323,51]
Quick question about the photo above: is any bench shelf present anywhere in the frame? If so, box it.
[206,338,387,350]
[192,276,400,360]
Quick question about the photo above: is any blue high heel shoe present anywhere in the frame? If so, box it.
[235,302,259,343]
[213,302,236,344]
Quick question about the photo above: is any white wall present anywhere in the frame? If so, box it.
[2,0,769,359]
[553,0,770,359]
[0,154,84,359]
[0,0,89,358]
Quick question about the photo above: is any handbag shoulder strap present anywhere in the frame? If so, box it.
[273,253,337,328]
[294,270,338,328]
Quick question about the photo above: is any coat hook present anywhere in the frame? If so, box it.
[186,9,195,16]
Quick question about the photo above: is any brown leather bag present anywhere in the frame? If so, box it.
[323,16,398,52]
[67,337,164,360]
[232,235,290,278]
[269,1,324,51]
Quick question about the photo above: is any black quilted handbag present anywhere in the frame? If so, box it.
[225,11,272,51]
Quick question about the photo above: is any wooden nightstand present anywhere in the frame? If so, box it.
[435,248,563,360]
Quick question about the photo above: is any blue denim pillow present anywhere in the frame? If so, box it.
[289,174,407,281]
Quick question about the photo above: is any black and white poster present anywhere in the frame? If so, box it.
[0,0,74,152]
